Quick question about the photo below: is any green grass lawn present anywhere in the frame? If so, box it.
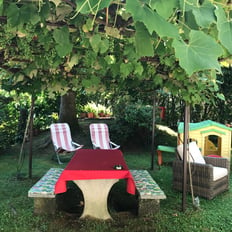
[0,132,232,232]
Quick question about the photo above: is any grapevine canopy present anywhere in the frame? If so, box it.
[0,0,231,104]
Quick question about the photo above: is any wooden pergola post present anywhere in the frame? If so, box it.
[28,96,35,179]
[151,93,156,170]
[182,104,190,211]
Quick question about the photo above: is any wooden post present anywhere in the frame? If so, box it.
[182,104,190,211]
[28,96,35,179]
[151,93,156,170]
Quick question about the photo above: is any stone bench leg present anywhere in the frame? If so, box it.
[74,179,119,220]
[33,198,57,214]
[138,199,160,217]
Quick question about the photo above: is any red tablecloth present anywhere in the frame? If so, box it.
[55,149,136,195]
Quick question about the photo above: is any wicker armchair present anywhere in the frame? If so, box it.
[173,146,230,200]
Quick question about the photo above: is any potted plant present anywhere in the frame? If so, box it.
[98,110,105,117]
[80,112,87,118]
[87,112,94,118]
[84,104,95,118]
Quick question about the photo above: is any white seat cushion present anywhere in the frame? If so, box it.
[213,167,228,181]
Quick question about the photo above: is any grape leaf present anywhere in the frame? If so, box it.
[89,34,101,53]
[7,3,40,27]
[53,26,73,57]
[179,0,198,11]
[50,0,62,7]
[151,0,178,19]
[217,93,225,101]
[39,1,51,19]
[105,26,121,39]
[53,26,69,44]
[179,0,215,28]
[56,4,73,20]
[135,22,154,57]
[75,0,111,14]
[193,2,215,28]
[7,4,20,28]
[126,0,178,38]
[120,63,133,78]
[55,44,73,58]
[89,34,109,54]
[82,18,93,32]
[20,4,40,25]
[82,76,100,88]
[215,6,232,54]
[65,54,79,71]
[184,11,199,30]
[99,39,109,54]
[172,30,223,76]
[134,62,144,76]
[0,0,3,15]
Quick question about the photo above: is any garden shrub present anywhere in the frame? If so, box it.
[110,102,163,149]
[0,93,59,150]
[33,94,59,131]
[0,100,19,150]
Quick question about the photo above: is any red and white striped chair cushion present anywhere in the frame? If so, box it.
[89,123,112,149]
[50,123,78,152]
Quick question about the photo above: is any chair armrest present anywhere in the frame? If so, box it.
[204,157,230,170]
[173,159,214,180]
[72,142,83,149]
[91,142,100,149]
[110,141,120,150]
[54,145,62,152]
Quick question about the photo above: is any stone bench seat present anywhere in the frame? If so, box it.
[28,168,166,216]
[130,169,166,216]
[28,168,64,214]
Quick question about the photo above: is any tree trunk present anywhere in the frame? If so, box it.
[59,90,78,131]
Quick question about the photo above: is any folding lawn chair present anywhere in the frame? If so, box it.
[89,123,120,150]
[50,123,83,164]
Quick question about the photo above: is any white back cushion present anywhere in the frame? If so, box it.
[177,143,193,162]
[177,141,205,164]
[189,141,205,164]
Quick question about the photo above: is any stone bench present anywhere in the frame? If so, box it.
[130,170,166,216]
[28,168,166,216]
[28,168,64,214]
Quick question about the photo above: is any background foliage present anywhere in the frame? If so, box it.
[1,67,231,150]
[0,1,232,149]
[0,0,231,103]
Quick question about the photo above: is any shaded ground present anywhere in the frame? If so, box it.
[2,119,180,224]
[55,179,139,219]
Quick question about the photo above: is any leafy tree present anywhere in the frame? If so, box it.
[217,67,232,123]
[0,1,232,178]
